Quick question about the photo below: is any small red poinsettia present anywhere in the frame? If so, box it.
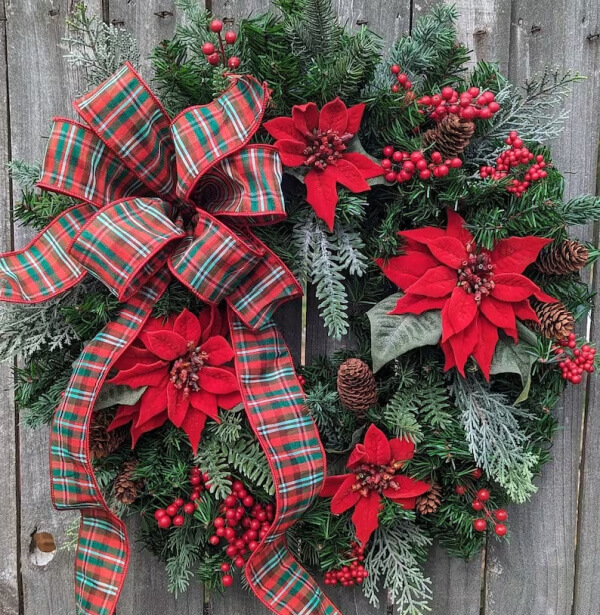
[108,307,241,453]
[320,424,430,546]
[376,209,557,378]
[263,98,383,231]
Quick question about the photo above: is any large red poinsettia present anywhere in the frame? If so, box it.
[108,307,241,453]
[320,424,430,546]
[376,209,557,378]
[263,98,383,231]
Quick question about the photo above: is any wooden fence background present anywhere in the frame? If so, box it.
[1,1,599,614]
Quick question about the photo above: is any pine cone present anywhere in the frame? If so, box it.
[114,460,144,505]
[416,483,442,515]
[422,115,475,159]
[337,358,378,417]
[89,411,128,459]
[533,300,575,340]
[537,240,589,275]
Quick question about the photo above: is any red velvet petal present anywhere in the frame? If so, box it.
[441,340,457,371]
[346,103,365,134]
[396,496,417,510]
[533,289,558,304]
[108,361,168,388]
[108,402,140,431]
[275,139,308,167]
[292,102,320,135]
[145,330,188,361]
[480,296,517,330]
[426,236,468,268]
[173,309,201,346]
[491,236,552,275]
[445,209,473,245]
[341,152,384,179]
[352,491,381,546]
[135,384,168,427]
[376,250,439,290]
[347,443,369,469]
[331,159,371,193]
[263,116,305,141]
[399,227,446,245]
[363,424,392,465]
[512,300,539,323]
[114,346,157,371]
[305,168,339,231]
[189,389,220,422]
[139,315,175,348]
[405,266,457,298]
[389,437,415,462]
[473,315,499,380]
[131,411,168,448]
[383,475,431,499]
[493,273,546,302]
[320,474,350,498]
[319,98,348,133]
[390,293,447,315]
[197,306,224,342]
[201,335,235,366]
[442,287,477,340]
[330,474,362,514]
[181,410,208,455]
[217,390,242,410]
[167,384,190,428]
[449,319,479,376]
[198,366,240,394]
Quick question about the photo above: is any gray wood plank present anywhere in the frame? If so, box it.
[5,1,102,614]
[485,1,600,614]
[0,1,19,613]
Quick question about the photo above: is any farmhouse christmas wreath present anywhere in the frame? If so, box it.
[3,2,599,614]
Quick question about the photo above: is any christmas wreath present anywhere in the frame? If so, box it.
[4,2,600,614]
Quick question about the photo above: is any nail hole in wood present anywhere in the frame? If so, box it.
[29,531,57,567]
[154,11,174,19]
[531,24,542,34]
[587,32,599,42]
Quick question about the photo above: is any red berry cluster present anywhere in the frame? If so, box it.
[390,65,413,98]
[154,466,205,529]
[455,472,508,537]
[480,132,548,197]
[418,86,499,122]
[201,19,240,69]
[323,543,368,587]
[208,479,274,586]
[553,333,596,384]
[381,146,462,183]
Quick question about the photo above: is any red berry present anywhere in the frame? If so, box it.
[383,145,394,158]
[154,509,167,521]
[174,498,184,508]
[391,84,400,93]
[385,171,397,183]
[190,475,202,486]
[183,502,196,515]
[173,515,185,527]
[474,518,487,532]
[472,500,484,511]
[391,64,400,74]
[166,504,178,517]
[468,87,480,97]
[495,509,508,522]
[228,56,241,70]
[225,31,237,44]
[207,53,220,66]
[221,563,231,572]
[210,19,224,32]
[494,523,507,537]
[455,485,466,496]
[471,468,483,479]
[477,488,490,502]
[419,169,431,180]
[209,535,221,546]
[234,556,245,568]
[441,86,454,100]
[158,515,172,529]
[222,574,234,587]
[201,42,216,55]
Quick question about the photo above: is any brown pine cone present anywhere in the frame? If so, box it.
[533,300,575,340]
[422,115,475,159]
[89,411,128,459]
[416,483,441,515]
[536,240,588,275]
[337,358,378,417]
[114,460,144,505]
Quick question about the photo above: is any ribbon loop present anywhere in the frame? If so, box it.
[70,197,184,301]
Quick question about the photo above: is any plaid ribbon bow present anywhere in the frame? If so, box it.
[0,63,339,615]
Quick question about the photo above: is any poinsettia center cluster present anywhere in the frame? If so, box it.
[457,246,495,304]
[303,128,354,170]
[170,343,210,398]
[352,460,404,497]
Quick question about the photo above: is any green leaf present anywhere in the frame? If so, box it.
[368,293,442,372]
[95,384,147,411]
[490,324,538,403]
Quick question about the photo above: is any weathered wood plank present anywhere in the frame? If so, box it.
[0,1,19,613]
[5,2,102,614]
[486,1,600,614]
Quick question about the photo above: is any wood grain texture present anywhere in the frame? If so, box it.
[485,1,600,614]
[0,1,19,613]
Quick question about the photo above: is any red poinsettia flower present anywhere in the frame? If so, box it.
[320,424,430,546]
[376,209,557,378]
[107,307,241,453]
[262,98,384,231]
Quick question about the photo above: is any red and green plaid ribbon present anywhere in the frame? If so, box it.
[0,63,339,615]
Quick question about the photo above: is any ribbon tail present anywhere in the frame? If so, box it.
[50,269,170,615]
[229,312,340,615]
